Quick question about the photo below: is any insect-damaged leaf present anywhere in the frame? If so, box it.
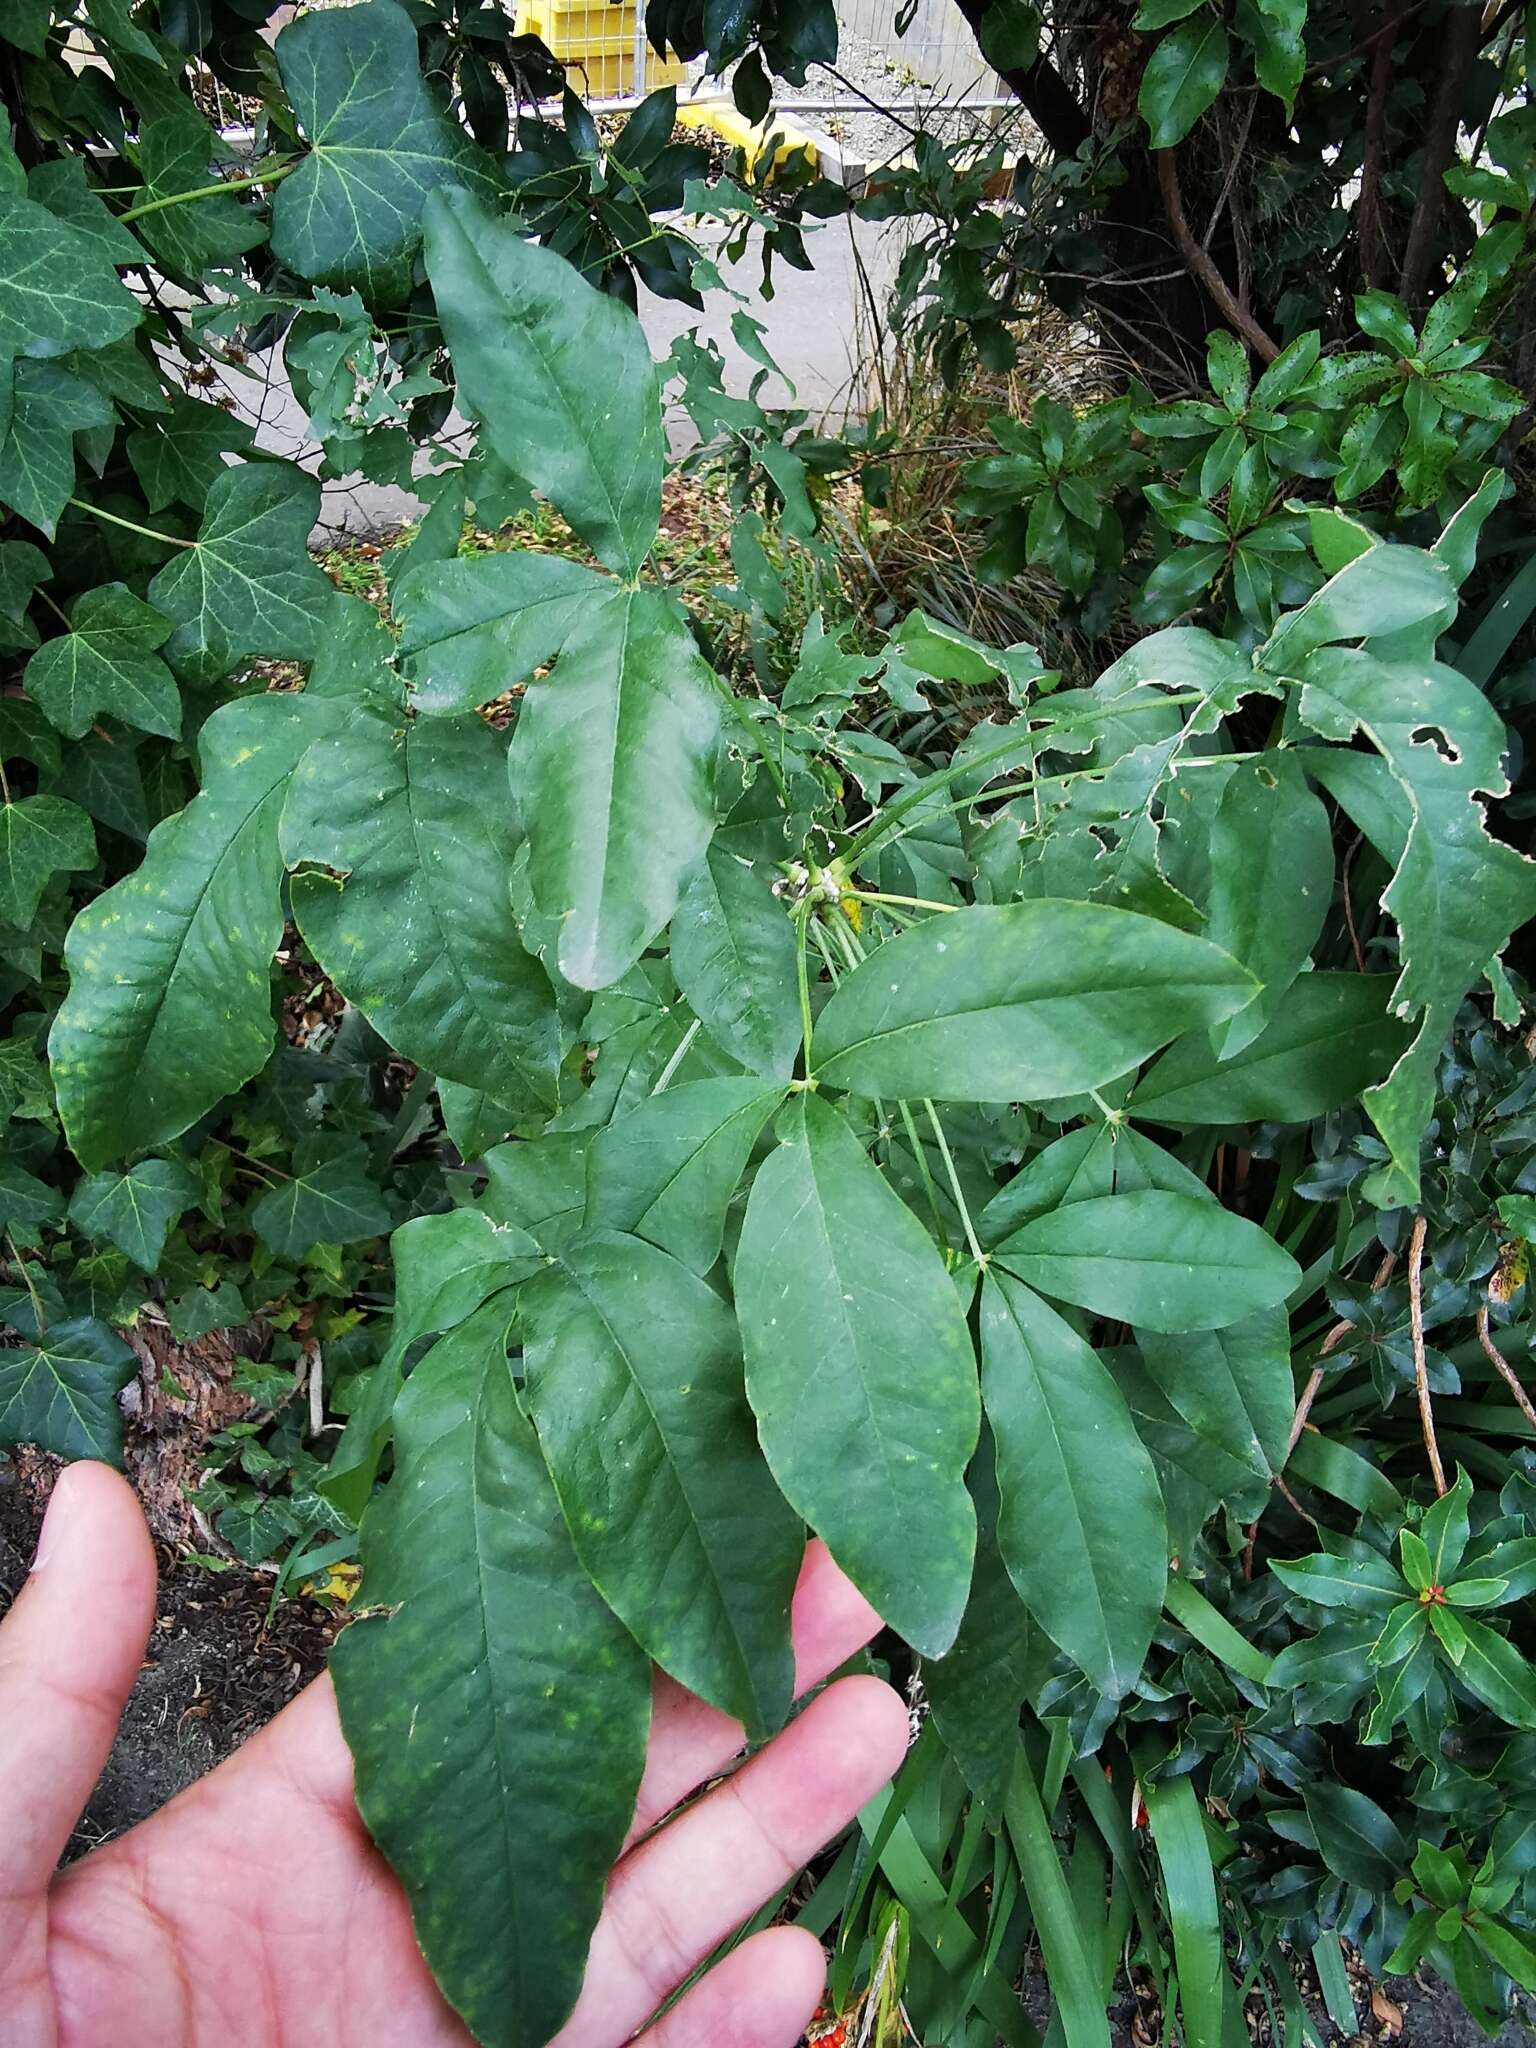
[735,1092,979,1657]
[520,1229,802,1737]
[333,1302,651,2048]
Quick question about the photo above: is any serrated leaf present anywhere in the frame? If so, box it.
[671,844,801,1080]
[67,1156,199,1270]
[283,709,561,1115]
[50,694,343,1169]
[395,551,606,715]
[273,0,499,298]
[424,185,663,576]
[994,1188,1299,1333]
[1205,752,1332,1054]
[982,1270,1166,1697]
[0,191,142,355]
[332,1302,652,2048]
[250,1134,391,1258]
[0,1315,137,1463]
[25,582,180,738]
[0,795,94,925]
[146,462,335,684]
[521,1229,801,1736]
[511,585,720,990]
[735,1092,978,1656]
[812,902,1256,1103]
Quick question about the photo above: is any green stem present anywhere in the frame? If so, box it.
[897,1098,948,1245]
[846,887,958,915]
[118,158,298,224]
[924,1099,987,1268]
[651,1017,701,1094]
[795,900,815,1072]
[68,497,195,549]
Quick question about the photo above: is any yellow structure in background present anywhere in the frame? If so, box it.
[515,0,687,96]
[674,99,820,174]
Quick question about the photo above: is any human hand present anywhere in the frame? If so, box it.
[0,1462,908,2047]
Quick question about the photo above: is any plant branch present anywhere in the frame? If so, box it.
[1475,1302,1536,1430]
[117,159,298,225]
[1355,18,1399,288]
[1154,149,1279,363]
[1408,1213,1448,1494]
[1397,0,1480,306]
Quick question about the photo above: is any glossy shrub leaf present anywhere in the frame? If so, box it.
[586,1077,785,1274]
[671,844,802,1081]
[66,1155,199,1270]
[1452,1616,1536,1729]
[812,902,1256,1104]
[284,709,561,1115]
[332,1302,652,2048]
[0,795,94,926]
[250,1135,392,1259]
[982,1271,1166,1697]
[50,695,342,1169]
[511,587,720,990]
[146,463,336,685]
[995,1189,1300,1333]
[1130,973,1412,1124]
[1139,16,1229,147]
[1303,1782,1409,1892]
[24,582,180,740]
[272,0,499,298]
[424,186,663,576]
[0,191,141,354]
[735,1092,979,1656]
[521,1229,802,1736]
[1205,753,1332,1055]
[395,552,608,715]
[0,1315,136,1463]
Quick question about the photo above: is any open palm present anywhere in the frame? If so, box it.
[0,1465,907,2048]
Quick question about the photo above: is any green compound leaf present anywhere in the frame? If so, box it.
[521,1229,802,1737]
[146,462,335,685]
[0,191,142,355]
[812,902,1256,1104]
[1138,1310,1293,1483]
[332,1303,652,2048]
[250,1134,393,1259]
[511,586,720,991]
[0,1315,137,1463]
[1130,972,1413,1124]
[0,795,94,926]
[272,0,499,298]
[424,185,664,576]
[66,1155,199,1270]
[735,1092,979,1657]
[982,1270,1166,1699]
[994,1188,1300,1333]
[586,1077,786,1274]
[24,582,180,739]
[50,694,343,1170]
[1139,15,1229,147]
[671,844,803,1081]
[395,550,606,715]
[283,709,561,1116]
[0,359,113,538]
[1297,644,1536,1205]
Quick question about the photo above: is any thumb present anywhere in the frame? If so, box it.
[0,1462,156,1892]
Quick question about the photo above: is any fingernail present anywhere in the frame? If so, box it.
[32,1463,82,1574]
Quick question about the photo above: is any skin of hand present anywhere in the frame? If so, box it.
[0,1462,910,2048]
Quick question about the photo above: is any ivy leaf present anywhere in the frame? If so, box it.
[130,111,269,274]
[0,359,114,538]
[273,0,501,299]
[735,1092,979,1657]
[982,1271,1166,1698]
[146,462,335,683]
[424,185,664,576]
[587,1077,786,1274]
[0,1315,137,1463]
[125,388,256,512]
[512,586,720,991]
[521,1229,802,1737]
[671,845,802,1081]
[250,1134,392,1259]
[24,582,180,739]
[0,192,142,355]
[27,159,143,266]
[1297,645,1536,1204]
[0,795,94,925]
[994,1189,1300,1333]
[1130,972,1413,1124]
[67,1155,200,1270]
[395,552,608,715]
[332,1303,652,2048]
[1139,16,1229,148]
[50,695,344,1170]
[812,903,1256,1104]
[283,710,561,1116]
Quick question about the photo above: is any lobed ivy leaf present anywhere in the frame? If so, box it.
[0,794,94,926]
[0,1315,137,1463]
[0,359,114,538]
[125,387,256,514]
[67,1155,199,1270]
[249,1134,392,1259]
[0,191,142,355]
[24,582,180,739]
[130,111,269,275]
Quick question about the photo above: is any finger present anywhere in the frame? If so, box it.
[627,1540,883,1846]
[557,1674,909,2048]
[0,1463,156,1892]
[637,1927,826,2048]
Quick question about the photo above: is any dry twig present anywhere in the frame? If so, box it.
[1475,1302,1536,1432]
[1408,1214,1448,1495]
